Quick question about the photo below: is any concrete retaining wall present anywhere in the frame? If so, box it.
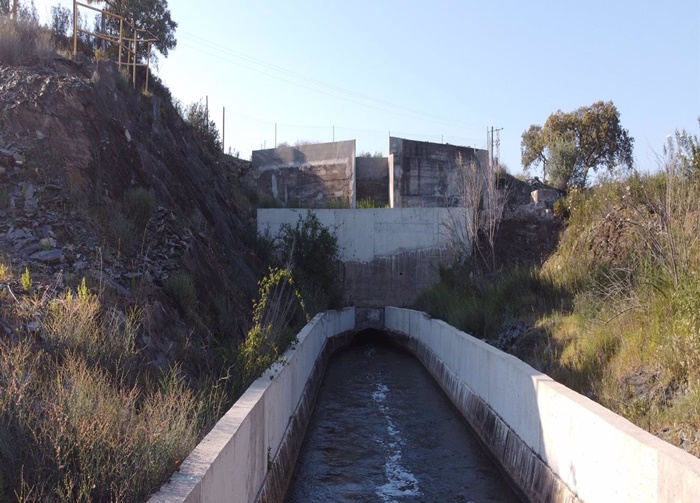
[148,308,356,503]
[257,208,468,306]
[385,308,700,502]
[251,140,356,208]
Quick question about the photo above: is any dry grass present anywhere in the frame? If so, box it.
[0,281,203,501]
[0,18,53,66]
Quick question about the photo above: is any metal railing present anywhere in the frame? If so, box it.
[72,0,158,92]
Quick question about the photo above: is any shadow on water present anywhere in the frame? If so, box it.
[286,329,522,503]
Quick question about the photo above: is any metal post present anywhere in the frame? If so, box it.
[73,0,78,56]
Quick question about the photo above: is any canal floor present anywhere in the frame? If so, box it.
[286,336,522,502]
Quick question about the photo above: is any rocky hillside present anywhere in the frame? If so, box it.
[0,54,261,373]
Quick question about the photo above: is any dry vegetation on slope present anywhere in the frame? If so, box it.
[0,19,289,502]
[416,124,700,456]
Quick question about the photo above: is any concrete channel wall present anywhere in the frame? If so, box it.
[148,308,356,503]
[384,308,700,503]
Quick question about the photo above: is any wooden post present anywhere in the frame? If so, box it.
[132,29,137,88]
[73,0,78,56]
[145,41,151,93]
[118,18,123,69]
[12,0,17,20]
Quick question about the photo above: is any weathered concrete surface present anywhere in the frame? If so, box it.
[389,137,489,208]
[257,208,467,263]
[385,308,700,503]
[251,140,356,208]
[258,208,467,306]
[355,156,389,207]
[147,308,356,503]
[341,249,452,307]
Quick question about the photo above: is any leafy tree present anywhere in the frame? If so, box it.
[548,138,579,189]
[521,101,634,187]
[88,0,177,59]
[49,4,71,39]
[520,124,548,181]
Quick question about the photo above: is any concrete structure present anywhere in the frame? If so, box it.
[389,137,489,208]
[355,156,389,206]
[250,137,489,209]
[149,307,700,503]
[257,208,468,306]
[251,140,356,208]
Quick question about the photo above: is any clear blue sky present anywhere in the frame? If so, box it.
[36,0,699,174]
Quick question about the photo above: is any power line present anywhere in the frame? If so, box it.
[176,31,482,131]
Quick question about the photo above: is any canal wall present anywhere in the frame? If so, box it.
[148,308,357,503]
[384,307,700,503]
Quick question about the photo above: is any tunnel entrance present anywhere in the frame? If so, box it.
[285,329,522,502]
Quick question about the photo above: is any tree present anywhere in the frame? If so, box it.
[521,101,634,188]
[89,0,177,59]
[50,4,71,39]
[520,124,548,182]
[183,100,221,153]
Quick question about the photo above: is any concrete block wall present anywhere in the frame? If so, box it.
[148,308,356,503]
[251,140,356,208]
[385,307,700,502]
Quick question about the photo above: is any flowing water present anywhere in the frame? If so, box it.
[286,336,522,502]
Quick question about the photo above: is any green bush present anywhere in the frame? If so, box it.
[275,211,340,314]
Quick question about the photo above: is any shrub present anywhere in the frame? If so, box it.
[0,17,52,66]
[21,267,32,291]
[275,211,340,314]
[165,272,196,319]
[124,187,157,230]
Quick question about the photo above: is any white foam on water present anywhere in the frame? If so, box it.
[371,381,421,502]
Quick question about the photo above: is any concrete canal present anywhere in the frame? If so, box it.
[286,331,521,502]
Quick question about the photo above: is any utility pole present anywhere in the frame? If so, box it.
[488,126,503,168]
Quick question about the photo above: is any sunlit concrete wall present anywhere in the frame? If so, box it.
[385,307,700,503]
[257,208,469,306]
[148,308,356,503]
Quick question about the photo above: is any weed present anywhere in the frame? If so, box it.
[21,267,32,291]
[165,272,196,319]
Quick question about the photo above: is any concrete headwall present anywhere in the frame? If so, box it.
[355,156,389,207]
[385,308,700,502]
[148,308,356,503]
[251,140,356,208]
[389,137,489,208]
[257,208,468,306]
